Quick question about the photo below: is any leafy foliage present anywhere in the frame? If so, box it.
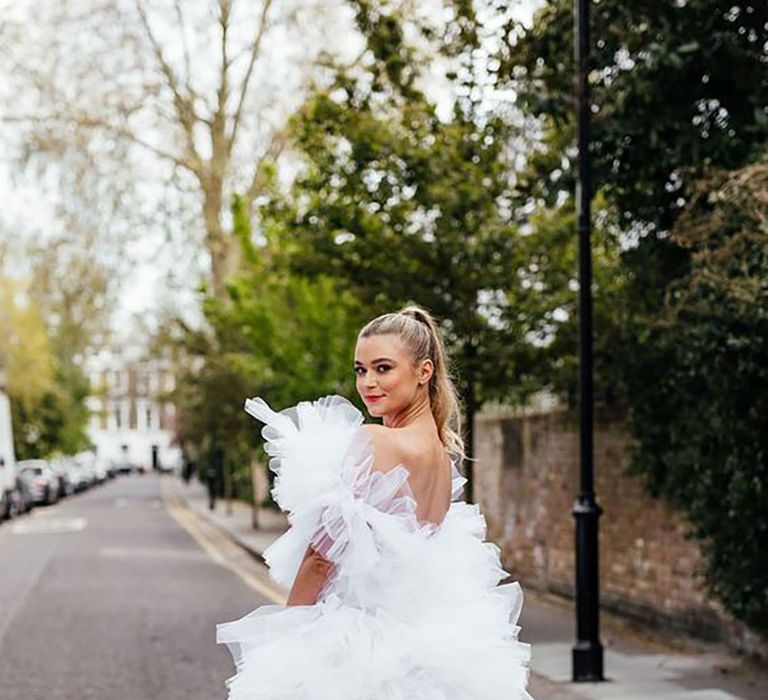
[0,276,91,459]
[259,1,635,499]
[498,0,768,327]
[524,196,632,408]
[501,0,768,230]
[11,361,92,460]
[626,159,768,629]
[163,195,364,503]
[496,0,768,628]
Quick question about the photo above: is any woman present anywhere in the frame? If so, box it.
[217,305,533,700]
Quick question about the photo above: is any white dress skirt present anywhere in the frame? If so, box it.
[216,394,534,700]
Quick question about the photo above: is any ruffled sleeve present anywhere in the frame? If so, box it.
[244,395,419,590]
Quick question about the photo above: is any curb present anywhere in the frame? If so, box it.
[174,484,276,570]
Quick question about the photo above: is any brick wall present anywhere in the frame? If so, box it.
[474,408,765,654]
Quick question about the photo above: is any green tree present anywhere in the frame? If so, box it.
[271,66,520,500]
[496,0,768,357]
[162,194,364,504]
[0,276,92,459]
[500,0,767,233]
[495,0,768,628]
[626,157,768,630]
[11,361,92,460]
[0,277,54,404]
[262,1,614,498]
[521,196,632,408]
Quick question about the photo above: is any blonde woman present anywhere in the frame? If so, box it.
[217,304,533,700]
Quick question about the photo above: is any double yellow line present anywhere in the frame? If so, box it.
[161,481,287,605]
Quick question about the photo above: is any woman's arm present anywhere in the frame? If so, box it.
[285,544,335,606]
[285,427,402,607]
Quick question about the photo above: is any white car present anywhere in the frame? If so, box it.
[18,460,59,506]
[0,387,19,520]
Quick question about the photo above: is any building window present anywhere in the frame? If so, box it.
[146,406,153,431]
[137,371,149,395]
[115,404,122,429]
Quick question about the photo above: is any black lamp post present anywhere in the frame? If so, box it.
[572,0,604,682]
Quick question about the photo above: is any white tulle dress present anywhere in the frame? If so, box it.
[216,394,533,700]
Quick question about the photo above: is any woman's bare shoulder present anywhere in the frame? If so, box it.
[358,424,408,474]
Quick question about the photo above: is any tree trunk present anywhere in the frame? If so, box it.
[201,178,230,301]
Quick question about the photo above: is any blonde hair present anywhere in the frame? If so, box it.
[358,304,466,464]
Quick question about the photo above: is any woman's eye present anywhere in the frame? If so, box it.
[354,365,390,375]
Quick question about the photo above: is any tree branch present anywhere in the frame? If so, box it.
[209,0,233,180]
[3,113,197,174]
[173,0,194,99]
[135,0,202,173]
[245,127,289,202]
[228,0,275,158]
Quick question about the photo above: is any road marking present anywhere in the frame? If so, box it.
[10,517,87,534]
[99,546,209,561]
[31,506,62,517]
[160,481,286,605]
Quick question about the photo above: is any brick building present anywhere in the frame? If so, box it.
[83,347,182,472]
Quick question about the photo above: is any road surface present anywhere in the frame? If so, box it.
[0,473,271,700]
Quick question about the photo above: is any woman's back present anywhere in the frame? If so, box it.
[365,423,453,528]
[397,433,453,527]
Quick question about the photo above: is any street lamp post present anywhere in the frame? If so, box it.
[572,0,604,682]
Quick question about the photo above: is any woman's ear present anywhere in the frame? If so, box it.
[419,359,434,385]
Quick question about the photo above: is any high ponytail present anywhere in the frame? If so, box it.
[358,304,467,464]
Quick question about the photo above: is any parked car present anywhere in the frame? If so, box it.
[49,456,75,499]
[94,463,108,483]
[13,473,34,514]
[75,452,104,486]
[101,457,117,479]
[116,459,136,475]
[66,461,91,492]
[18,460,59,506]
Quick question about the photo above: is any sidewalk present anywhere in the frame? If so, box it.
[171,477,767,700]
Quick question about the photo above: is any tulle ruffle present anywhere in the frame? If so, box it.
[217,588,532,700]
[219,394,533,700]
[244,394,430,588]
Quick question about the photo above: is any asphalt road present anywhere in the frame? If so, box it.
[4,474,763,700]
[0,474,269,700]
